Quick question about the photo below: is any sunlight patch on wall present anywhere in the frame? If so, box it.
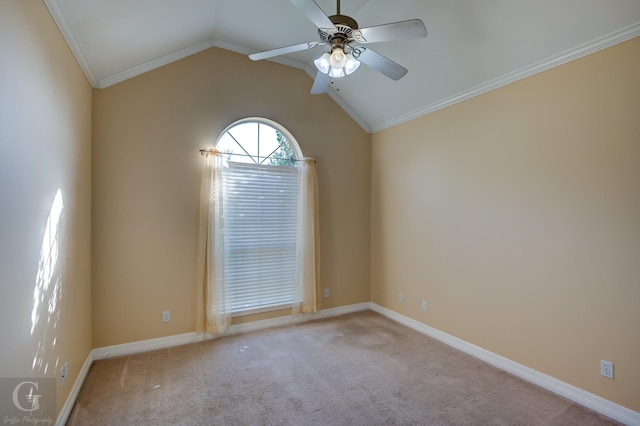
[30,189,64,374]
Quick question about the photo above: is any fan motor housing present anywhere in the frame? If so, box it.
[318,15,358,43]
[330,14,358,29]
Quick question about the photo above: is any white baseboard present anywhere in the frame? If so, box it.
[91,302,371,359]
[370,303,640,426]
[92,332,201,360]
[317,302,371,317]
[56,350,94,426]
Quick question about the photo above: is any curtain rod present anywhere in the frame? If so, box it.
[199,149,315,163]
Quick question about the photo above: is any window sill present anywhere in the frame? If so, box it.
[231,301,300,318]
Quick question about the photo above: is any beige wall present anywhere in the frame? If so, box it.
[371,37,640,411]
[4,1,636,415]
[92,47,371,347]
[0,0,92,416]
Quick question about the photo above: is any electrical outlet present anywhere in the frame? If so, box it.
[421,300,427,311]
[601,360,614,379]
[162,310,170,322]
[399,293,404,302]
[323,288,329,298]
[60,362,68,385]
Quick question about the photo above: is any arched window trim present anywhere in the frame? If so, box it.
[215,117,303,165]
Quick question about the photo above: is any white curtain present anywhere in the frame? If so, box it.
[294,158,320,314]
[196,150,231,335]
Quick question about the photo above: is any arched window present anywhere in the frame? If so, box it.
[216,119,302,166]
[215,118,303,315]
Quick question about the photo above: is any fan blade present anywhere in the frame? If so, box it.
[355,47,408,81]
[310,71,331,94]
[290,0,335,31]
[249,41,324,61]
[355,19,427,44]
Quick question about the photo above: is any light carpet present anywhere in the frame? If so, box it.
[67,311,619,425]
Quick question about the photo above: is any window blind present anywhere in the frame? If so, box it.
[222,161,300,312]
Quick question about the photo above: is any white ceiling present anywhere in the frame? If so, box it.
[45,0,640,133]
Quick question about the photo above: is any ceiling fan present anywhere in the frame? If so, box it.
[249,0,427,94]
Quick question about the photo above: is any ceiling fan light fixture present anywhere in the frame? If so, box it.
[328,67,345,78]
[314,52,331,74]
[329,47,347,69]
[315,47,359,78]
[344,53,360,75]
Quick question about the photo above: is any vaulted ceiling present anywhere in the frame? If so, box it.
[45,0,640,132]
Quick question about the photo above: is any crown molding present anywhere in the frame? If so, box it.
[370,22,640,133]
[43,0,371,131]
[44,0,99,87]
[96,38,373,132]
[95,38,222,88]
[45,0,636,134]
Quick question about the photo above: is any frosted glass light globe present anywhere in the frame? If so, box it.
[329,48,347,69]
